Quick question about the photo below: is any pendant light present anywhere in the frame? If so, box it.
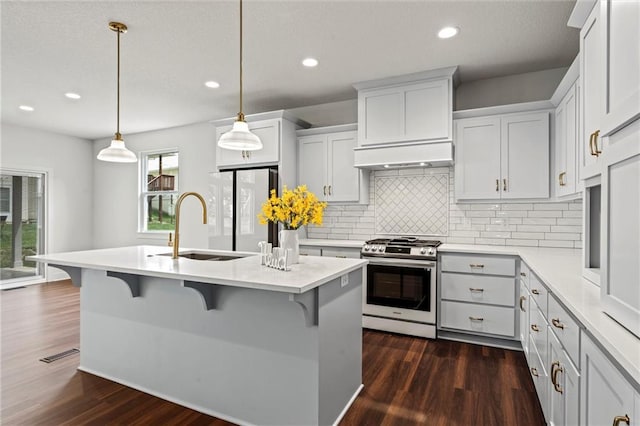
[217,0,263,151]
[97,21,137,163]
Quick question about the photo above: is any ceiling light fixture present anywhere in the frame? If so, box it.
[302,57,318,67]
[65,92,81,99]
[97,21,137,163]
[217,0,262,151]
[19,105,34,112]
[205,81,220,89]
[438,26,459,39]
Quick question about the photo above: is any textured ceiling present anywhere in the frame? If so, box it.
[1,0,579,140]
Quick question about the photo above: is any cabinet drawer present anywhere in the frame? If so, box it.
[529,334,549,420]
[299,246,322,257]
[529,302,549,368]
[440,301,515,337]
[529,273,548,317]
[322,247,361,259]
[441,273,515,307]
[519,261,531,288]
[441,254,516,276]
[548,296,581,366]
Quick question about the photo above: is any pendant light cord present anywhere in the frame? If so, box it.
[239,0,244,121]
[116,28,121,137]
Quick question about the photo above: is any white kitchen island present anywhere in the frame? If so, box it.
[29,245,367,426]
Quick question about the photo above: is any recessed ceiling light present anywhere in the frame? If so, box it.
[65,92,81,99]
[19,105,34,112]
[302,57,318,67]
[438,26,459,39]
[205,81,220,89]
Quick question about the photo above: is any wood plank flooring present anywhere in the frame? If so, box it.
[1,280,545,425]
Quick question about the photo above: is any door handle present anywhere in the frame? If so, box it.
[323,185,327,196]
[590,130,601,157]
[469,316,484,322]
[328,185,332,195]
[530,324,540,332]
[519,295,526,312]
[613,415,630,426]
[531,289,540,295]
[469,287,484,293]
[551,318,565,329]
[496,179,499,192]
[503,179,507,192]
[551,361,563,394]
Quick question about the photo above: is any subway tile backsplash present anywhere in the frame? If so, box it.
[307,167,583,248]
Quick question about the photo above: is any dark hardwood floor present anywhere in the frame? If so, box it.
[1,280,544,425]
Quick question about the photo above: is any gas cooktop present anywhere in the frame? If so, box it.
[361,237,441,259]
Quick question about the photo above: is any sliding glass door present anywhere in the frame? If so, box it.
[0,170,45,286]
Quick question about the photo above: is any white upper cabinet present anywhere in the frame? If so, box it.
[555,82,580,197]
[353,67,456,146]
[580,4,604,179]
[454,111,550,200]
[600,0,640,137]
[298,125,368,204]
[216,119,280,168]
[600,120,640,339]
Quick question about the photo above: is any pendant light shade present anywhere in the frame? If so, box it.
[217,0,262,151]
[98,21,137,163]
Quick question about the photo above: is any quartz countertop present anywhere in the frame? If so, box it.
[441,243,640,389]
[300,238,365,249]
[28,245,367,294]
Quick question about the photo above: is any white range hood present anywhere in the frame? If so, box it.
[353,140,453,169]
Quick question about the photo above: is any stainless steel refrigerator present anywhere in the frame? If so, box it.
[208,168,278,252]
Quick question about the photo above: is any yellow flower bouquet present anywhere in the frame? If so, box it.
[258,185,327,230]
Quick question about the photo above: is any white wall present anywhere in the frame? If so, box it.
[92,122,215,250]
[1,123,94,280]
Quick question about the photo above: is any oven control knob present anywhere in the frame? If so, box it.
[379,246,385,252]
[363,245,370,251]
[420,248,427,255]
[371,245,378,252]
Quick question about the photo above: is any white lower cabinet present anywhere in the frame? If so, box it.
[519,279,530,361]
[529,333,550,421]
[548,331,580,426]
[440,301,515,337]
[581,332,638,426]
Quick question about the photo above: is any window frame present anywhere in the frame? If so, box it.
[138,148,180,235]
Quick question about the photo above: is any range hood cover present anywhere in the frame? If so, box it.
[353,141,454,169]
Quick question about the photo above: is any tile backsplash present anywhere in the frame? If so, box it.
[307,167,583,248]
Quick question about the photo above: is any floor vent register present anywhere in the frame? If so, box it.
[39,348,79,363]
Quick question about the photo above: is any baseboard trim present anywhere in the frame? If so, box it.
[332,383,364,426]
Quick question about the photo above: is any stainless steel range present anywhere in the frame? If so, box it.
[361,237,441,338]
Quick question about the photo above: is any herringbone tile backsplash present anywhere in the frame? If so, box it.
[307,167,583,248]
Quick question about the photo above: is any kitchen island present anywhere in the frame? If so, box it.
[29,245,367,426]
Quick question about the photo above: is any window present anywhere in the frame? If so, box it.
[139,150,179,232]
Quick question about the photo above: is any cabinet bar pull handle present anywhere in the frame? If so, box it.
[551,361,563,394]
[496,179,499,192]
[323,185,327,196]
[335,255,347,258]
[520,272,527,277]
[530,324,540,332]
[299,253,308,256]
[531,289,540,295]
[559,172,566,186]
[503,178,507,191]
[589,132,596,156]
[613,414,630,426]
[469,264,484,268]
[593,130,601,156]
[469,287,484,292]
[328,185,332,195]
[469,316,484,321]
[519,295,526,311]
[530,367,539,377]
[551,318,565,329]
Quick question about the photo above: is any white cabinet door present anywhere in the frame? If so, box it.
[600,123,640,338]
[580,5,604,179]
[600,0,640,137]
[548,331,580,426]
[359,78,451,145]
[556,83,579,197]
[298,135,327,200]
[581,332,637,426]
[501,112,550,199]
[519,280,530,360]
[454,117,502,199]
[328,131,359,202]
[217,119,280,168]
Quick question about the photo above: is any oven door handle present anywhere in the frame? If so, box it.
[365,257,436,269]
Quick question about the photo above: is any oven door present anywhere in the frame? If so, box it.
[364,257,436,324]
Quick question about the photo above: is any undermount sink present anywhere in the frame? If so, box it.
[157,251,244,261]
